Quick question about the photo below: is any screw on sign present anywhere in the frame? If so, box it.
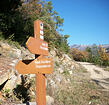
[15,20,53,105]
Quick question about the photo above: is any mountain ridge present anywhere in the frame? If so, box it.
[71,44,109,52]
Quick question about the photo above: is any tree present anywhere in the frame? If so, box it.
[0,0,69,53]
[0,0,21,12]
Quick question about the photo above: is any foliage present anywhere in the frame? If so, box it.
[0,0,21,12]
[13,75,32,103]
[70,48,89,61]
[0,0,69,53]
[104,67,109,71]
[70,44,109,66]
[1,89,11,98]
[86,45,100,63]
[85,45,109,66]
[98,45,109,66]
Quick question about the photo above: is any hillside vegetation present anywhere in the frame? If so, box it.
[1,0,109,67]
[0,41,109,105]
[0,0,109,105]
[0,0,69,53]
[70,44,109,66]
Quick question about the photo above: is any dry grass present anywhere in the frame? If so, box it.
[104,67,109,71]
[48,64,109,105]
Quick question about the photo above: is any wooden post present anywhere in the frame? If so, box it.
[15,20,53,105]
[34,20,46,105]
[36,73,46,105]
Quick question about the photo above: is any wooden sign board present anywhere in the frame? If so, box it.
[15,57,53,74]
[26,37,48,56]
[15,19,52,105]
[34,20,44,40]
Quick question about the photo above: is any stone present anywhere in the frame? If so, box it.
[12,48,21,58]
[0,43,11,51]
[17,102,36,105]
[46,95,54,105]
[56,76,61,82]
[16,96,54,105]
[9,59,18,67]
[31,91,35,96]
[49,80,55,86]
[9,63,16,67]
[12,59,18,64]
[58,68,64,73]
[64,54,71,61]
[89,101,91,104]
[49,49,56,57]
[69,70,73,75]
[7,75,19,89]
[0,92,5,101]
[71,65,74,70]
[67,79,70,82]
[29,74,35,78]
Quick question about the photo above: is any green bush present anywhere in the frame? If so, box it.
[0,0,69,53]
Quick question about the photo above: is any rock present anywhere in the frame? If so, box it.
[67,78,70,82]
[10,75,18,88]
[49,49,56,57]
[89,101,91,104]
[9,59,18,67]
[56,76,61,83]
[63,54,71,61]
[29,74,35,78]
[0,43,11,51]
[31,91,35,96]
[21,49,35,59]
[71,65,74,70]
[0,68,21,90]
[0,92,5,101]
[12,59,18,64]
[69,70,73,75]
[54,56,59,63]
[46,95,54,105]
[17,102,36,105]
[12,48,21,58]
[17,96,54,105]
[58,68,64,73]
[49,80,55,86]
[9,63,16,67]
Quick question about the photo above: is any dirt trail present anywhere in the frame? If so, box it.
[78,62,109,90]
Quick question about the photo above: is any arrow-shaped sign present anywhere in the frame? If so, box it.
[26,37,48,56]
[15,57,53,74]
[15,20,52,105]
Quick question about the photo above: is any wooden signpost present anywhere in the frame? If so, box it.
[26,37,48,55]
[15,20,53,105]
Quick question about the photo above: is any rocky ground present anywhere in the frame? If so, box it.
[0,41,109,105]
[78,62,109,90]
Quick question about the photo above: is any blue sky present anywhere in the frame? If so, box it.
[49,0,109,45]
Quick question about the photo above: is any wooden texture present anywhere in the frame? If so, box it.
[15,57,53,74]
[15,19,53,105]
[36,73,46,105]
[34,20,44,40]
[26,37,48,56]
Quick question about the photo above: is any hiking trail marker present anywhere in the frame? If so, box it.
[15,20,53,105]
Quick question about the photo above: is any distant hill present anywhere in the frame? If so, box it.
[71,44,90,51]
[102,44,109,53]
[71,44,109,53]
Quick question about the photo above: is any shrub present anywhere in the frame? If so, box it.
[70,48,89,62]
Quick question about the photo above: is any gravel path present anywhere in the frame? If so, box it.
[78,62,109,90]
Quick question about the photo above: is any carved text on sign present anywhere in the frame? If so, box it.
[15,20,53,105]
[26,37,48,55]
[15,57,53,74]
